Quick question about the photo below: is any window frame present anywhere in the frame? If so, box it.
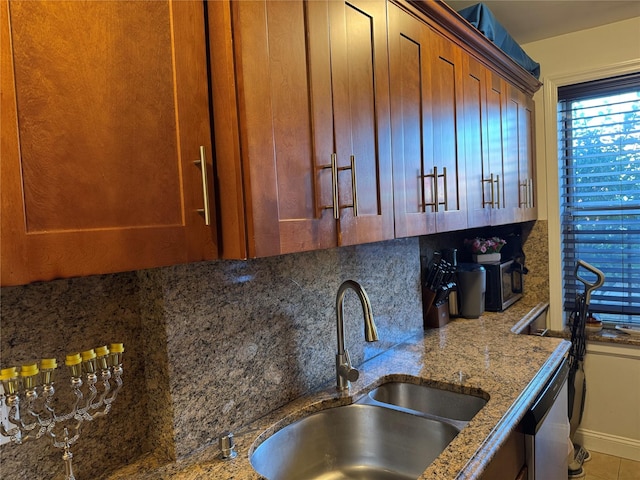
[557,83,640,323]
[541,60,640,331]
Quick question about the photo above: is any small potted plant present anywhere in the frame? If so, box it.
[464,237,506,263]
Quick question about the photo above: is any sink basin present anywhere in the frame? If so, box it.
[250,403,459,480]
[368,382,487,422]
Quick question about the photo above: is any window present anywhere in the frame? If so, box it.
[558,73,640,325]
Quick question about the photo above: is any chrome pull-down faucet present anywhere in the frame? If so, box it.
[335,280,379,390]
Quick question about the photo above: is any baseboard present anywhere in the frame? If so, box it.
[575,428,640,461]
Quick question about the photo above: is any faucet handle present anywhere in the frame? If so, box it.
[338,364,359,383]
[336,349,359,388]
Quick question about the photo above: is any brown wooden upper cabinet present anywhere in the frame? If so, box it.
[462,53,492,228]
[208,0,394,259]
[1,0,540,285]
[518,93,537,222]
[458,37,539,228]
[463,54,521,227]
[503,83,538,223]
[1,0,217,286]
[388,3,467,238]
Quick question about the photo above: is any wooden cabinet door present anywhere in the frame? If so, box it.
[503,83,525,225]
[504,84,537,224]
[389,5,466,237]
[1,0,216,286]
[487,70,519,225]
[388,3,436,237]
[462,53,492,229]
[518,95,537,221]
[426,27,467,232]
[480,427,526,479]
[211,0,337,258]
[463,55,522,228]
[325,0,394,246]
[209,0,393,258]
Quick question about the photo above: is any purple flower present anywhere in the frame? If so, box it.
[464,237,506,254]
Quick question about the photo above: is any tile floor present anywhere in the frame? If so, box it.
[582,451,640,480]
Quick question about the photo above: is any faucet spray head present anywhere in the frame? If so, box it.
[365,321,378,342]
[362,297,378,342]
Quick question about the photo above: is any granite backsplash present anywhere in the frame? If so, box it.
[0,221,548,479]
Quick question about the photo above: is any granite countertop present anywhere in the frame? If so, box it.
[550,325,640,347]
[108,301,571,480]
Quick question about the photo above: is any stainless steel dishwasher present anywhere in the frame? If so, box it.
[521,357,570,480]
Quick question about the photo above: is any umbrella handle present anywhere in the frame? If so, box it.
[575,260,605,304]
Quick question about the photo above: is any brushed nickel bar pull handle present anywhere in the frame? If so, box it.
[331,153,339,219]
[519,180,528,207]
[350,154,358,217]
[195,145,211,225]
[336,156,358,216]
[418,170,437,213]
[489,173,495,207]
[439,167,448,210]
[494,174,500,209]
[433,166,439,212]
[482,174,494,207]
[320,154,340,219]
[528,178,534,208]
[419,167,426,213]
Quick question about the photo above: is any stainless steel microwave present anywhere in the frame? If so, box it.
[484,260,523,311]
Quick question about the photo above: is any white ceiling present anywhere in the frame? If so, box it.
[444,0,640,44]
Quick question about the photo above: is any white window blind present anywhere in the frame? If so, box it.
[558,73,640,324]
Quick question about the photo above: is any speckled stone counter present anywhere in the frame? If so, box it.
[106,301,571,480]
[549,326,640,347]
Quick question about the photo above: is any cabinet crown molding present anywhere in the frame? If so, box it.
[405,0,543,96]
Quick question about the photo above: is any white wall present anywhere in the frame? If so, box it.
[577,343,640,461]
[522,18,640,460]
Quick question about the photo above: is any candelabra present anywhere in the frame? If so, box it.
[0,343,124,480]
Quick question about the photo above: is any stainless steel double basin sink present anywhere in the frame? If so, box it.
[250,381,488,480]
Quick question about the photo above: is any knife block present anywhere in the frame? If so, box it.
[425,302,450,329]
[421,286,436,321]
